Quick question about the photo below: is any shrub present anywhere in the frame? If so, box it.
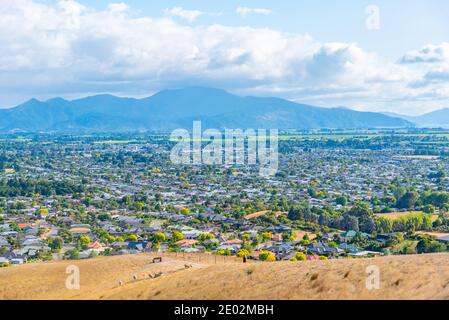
[245,267,255,275]
[65,249,80,260]
[217,249,232,256]
[295,252,307,261]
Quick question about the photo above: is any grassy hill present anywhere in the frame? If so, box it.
[1,253,449,300]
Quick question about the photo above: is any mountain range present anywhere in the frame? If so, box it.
[0,87,425,133]
[384,109,449,128]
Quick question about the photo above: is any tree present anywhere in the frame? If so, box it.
[382,195,396,207]
[423,192,449,208]
[97,213,110,221]
[78,235,91,249]
[386,233,404,247]
[376,217,393,234]
[288,203,311,221]
[344,215,359,232]
[236,249,250,258]
[180,207,190,214]
[319,213,330,226]
[416,238,446,253]
[361,217,376,234]
[347,202,372,218]
[171,231,184,242]
[134,201,145,211]
[241,233,250,242]
[335,195,348,206]
[261,232,272,241]
[152,232,166,243]
[259,251,276,262]
[38,208,49,217]
[198,233,215,241]
[48,237,63,252]
[423,204,436,214]
[126,234,138,242]
[397,190,419,209]
[97,229,114,244]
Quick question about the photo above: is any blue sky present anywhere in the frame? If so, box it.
[2,0,449,114]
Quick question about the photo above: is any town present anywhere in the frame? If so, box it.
[1,129,449,267]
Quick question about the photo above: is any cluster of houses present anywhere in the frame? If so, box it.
[0,209,387,265]
[0,199,387,265]
[1,134,448,267]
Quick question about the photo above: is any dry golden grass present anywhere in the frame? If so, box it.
[398,155,440,160]
[375,211,438,222]
[416,231,449,238]
[2,253,449,300]
[244,210,285,219]
[294,230,317,241]
[244,210,271,219]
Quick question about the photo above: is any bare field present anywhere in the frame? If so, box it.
[2,253,449,300]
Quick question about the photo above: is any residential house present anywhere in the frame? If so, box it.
[339,230,357,242]
[0,252,26,265]
[308,242,344,255]
[176,239,198,248]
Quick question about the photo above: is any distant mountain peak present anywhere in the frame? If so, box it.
[25,98,41,104]
[151,86,236,99]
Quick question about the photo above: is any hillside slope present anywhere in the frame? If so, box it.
[1,253,449,300]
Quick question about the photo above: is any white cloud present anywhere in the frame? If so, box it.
[0,0,448,115]
[108,3,129,13]
[397,43,449,113]
[165,7,208,23]
[236,7,272,17]
[57,0,86,15]
[401,43,449,64]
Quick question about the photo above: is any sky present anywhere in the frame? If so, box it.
[1,0,449,115]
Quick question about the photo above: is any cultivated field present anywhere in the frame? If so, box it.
[2,253,449,300]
